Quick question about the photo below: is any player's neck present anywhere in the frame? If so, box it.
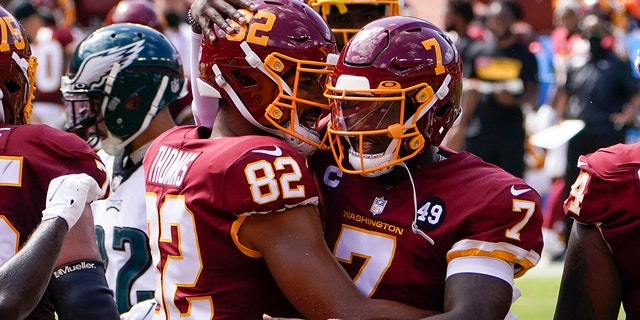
[131,108,176,151]
[377,146,441,187]
[210,104,264,138]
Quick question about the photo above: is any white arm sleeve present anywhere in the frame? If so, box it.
[446,256,515,286]
[189,30,219,128]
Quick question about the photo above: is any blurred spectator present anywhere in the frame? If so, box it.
[445,0,477,75]
[550,2,583,93]
[447,0,539,179]
[553,10,640,243]
[153,0,190,76]
[8,0,43,41]
[30,0,75,28]
[535,1,585,262]
[510,5,537,46]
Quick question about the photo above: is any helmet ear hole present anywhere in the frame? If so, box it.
[231,71,258,88]
[436,101,453,118]
[125,94,140,110]
[4,80,21,94]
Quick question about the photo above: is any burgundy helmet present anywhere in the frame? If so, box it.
[105,0,164,32]
[197,0,338,156]
[0,5,37,125]
[325,16,463,176]
[74,0,120,29]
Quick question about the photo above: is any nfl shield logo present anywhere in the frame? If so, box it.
[370,197,387,215]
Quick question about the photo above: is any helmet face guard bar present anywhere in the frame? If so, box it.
[264,51,337,151]
[61,87,100,145]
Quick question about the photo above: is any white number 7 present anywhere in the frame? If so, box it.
[333,225,396,297]
[506,199,536,241]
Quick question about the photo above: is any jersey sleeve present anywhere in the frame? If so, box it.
[564,149,640,225]
[448,183,544,277]
[30,125,108,196]
[220,141,319,216]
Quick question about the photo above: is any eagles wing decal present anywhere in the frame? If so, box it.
[66,39,145,89]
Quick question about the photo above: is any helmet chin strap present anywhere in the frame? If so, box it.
[211,64,283,138]
[240,41,294,96]
[209,41,290,138]
[12,52,30,87]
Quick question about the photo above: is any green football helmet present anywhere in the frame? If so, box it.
[62,23,186,154]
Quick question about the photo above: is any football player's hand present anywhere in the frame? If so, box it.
[190,0,257,40]
[42,173,103,229]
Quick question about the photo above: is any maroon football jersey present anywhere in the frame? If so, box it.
[564,142,640,314]
[0,123,107,319]
[144,126,319,319]
[310,147,543,311]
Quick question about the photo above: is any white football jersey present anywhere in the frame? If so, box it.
[92,150,155,314]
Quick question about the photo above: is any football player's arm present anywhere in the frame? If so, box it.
[190,0,257,40]
[419,257,514,320]
[553,222,622,320]
[48,175,120,319]
[435,273,513,319]
[0,173,102,320]
[0,218,69,320]
[265,268,514,320]
[240,205,438,320]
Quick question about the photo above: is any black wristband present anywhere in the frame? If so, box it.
[49,260,120,318]
[187,9,203,34]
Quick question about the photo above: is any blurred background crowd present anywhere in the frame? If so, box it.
[4,0,640,266]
